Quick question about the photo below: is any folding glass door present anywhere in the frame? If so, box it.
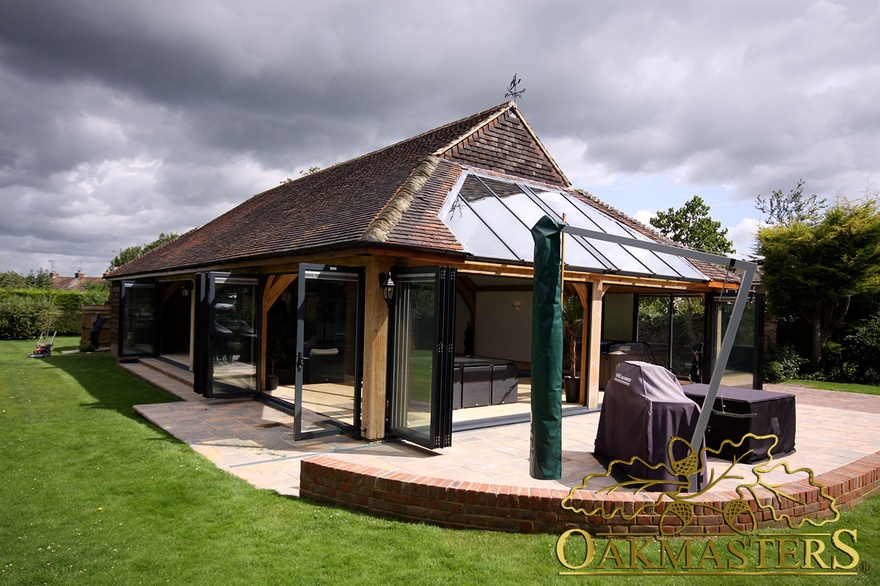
[119,281,157,356]
[635,294,705,380]
[710,292,763,389]
[194,273,259,398]
[293,264,363,440]
[387,267,456,449]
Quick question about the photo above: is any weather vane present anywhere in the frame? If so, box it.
[504,74,526,101]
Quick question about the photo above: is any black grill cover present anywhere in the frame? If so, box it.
[595,361,707,491]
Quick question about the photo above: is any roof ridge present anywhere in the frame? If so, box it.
[431,101,514,157]
[239,103,515,199]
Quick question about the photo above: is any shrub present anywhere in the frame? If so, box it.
[0,295,60,339]
[0,289,93,339]
[763,344,806,383]
[844,314,880,375]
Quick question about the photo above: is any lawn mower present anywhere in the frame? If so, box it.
[30,329,57,358]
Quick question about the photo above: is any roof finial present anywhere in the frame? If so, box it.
[504,74,526,102]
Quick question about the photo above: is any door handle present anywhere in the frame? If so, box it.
[296,351,303,371]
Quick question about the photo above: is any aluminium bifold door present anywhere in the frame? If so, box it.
[387,267,456,449]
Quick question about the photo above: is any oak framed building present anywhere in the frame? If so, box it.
[106,102,762,449]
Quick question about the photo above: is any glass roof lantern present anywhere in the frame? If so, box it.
[440,172,707,282]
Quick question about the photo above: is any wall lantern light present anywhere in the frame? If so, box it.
[379,272,395,305]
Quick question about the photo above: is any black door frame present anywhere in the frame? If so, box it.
[118,280,158,357]
[386,266,456,449]
[193,272,261,398]
[293,264,365,441]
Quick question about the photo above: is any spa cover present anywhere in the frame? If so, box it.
[684,384,796,462]
[595,361,706,491]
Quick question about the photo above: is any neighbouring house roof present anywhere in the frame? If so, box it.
[107,102,730,283]
[50,271,103,291]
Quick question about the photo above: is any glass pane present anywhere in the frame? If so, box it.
[263,280,298,404]
[543,189,633,237]
[636,296,670,368]
[460,197,532,261]
[488,182,548,231]
[534,190,652,273]
[567,239,613,271]
[299,272,360,436]
[441,171,709,280]
[537,187,708,279]
[122,283,155,355]
[654,252,708,281]
[491,184,609,271]
[671,297,705,379]
[390,272,437,443]
[717,298,756,387]
[212,277,257,394]
[633,295,706,380]
[444,196,518,261]
[621,246,685,279]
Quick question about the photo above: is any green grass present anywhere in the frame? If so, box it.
[788,379,880,396]
[1,337,878,584]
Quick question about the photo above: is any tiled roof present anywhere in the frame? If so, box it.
[383,159,465,252]
[110,103,524,278]
[51,274,103,291]
[107,101,723,284]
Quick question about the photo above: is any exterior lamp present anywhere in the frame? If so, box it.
[379,272,395,305]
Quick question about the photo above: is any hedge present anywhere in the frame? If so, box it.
[0,289,98,339]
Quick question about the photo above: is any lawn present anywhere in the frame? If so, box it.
[1,337,877,585]
[788,379,880,396]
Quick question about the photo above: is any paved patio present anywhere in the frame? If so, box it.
[126,359,880,532]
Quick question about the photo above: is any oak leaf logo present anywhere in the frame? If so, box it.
[561,433,839,534]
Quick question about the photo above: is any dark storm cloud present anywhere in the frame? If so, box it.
[1,0,878,275]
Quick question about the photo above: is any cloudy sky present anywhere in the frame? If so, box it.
[2,0,879,278]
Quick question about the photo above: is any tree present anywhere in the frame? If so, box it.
[108,232,179,271]
[0,271,27,289]
[1,269,54,290]
[756,179,826,226]
[81,279,110,305]
[649,195,735,254]
[24,269,53,289]
[757,199,880,369]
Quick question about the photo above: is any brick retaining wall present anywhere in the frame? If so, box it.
[300,451,880,534]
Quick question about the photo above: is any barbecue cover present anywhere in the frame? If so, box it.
[595,361,707,491]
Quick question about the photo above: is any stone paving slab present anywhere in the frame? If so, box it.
[134,382,880,500]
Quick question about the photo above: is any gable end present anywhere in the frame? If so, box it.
[437,109,568,187]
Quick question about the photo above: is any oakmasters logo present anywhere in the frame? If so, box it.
[555,434,865,577]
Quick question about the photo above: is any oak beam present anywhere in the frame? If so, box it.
[585,280,604,409]
[570,282,589,406]
[362,257,391,440]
